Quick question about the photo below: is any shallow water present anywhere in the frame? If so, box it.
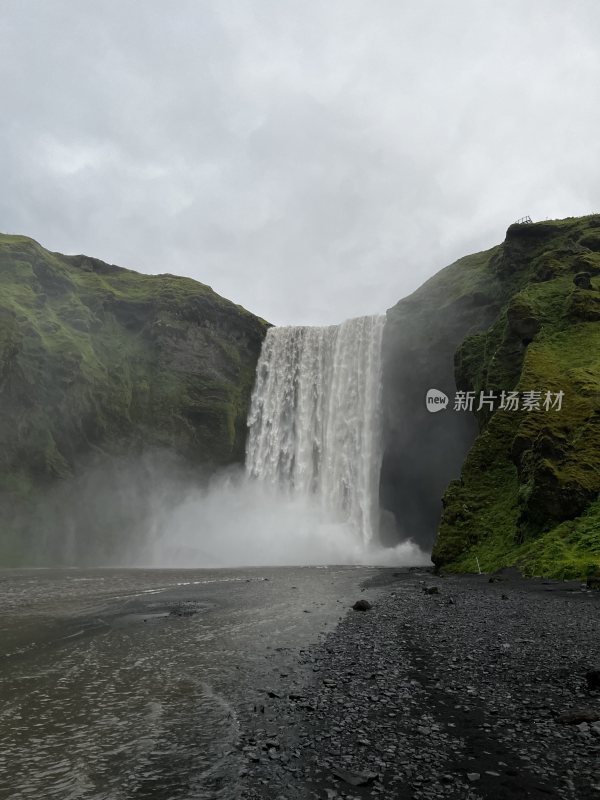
[0,566,377,799]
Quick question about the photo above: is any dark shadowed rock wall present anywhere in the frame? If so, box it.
[380,247,502,550]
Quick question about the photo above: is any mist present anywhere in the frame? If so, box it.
[23,455,429,569]
[140,468,431,569]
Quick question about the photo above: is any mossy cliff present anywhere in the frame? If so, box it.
[383,215,600,579]
[0,234,268,563]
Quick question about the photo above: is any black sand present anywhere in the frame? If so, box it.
[239,569,600,800]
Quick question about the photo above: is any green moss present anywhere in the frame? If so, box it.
[433,215,600,579]
[0,234,269,561]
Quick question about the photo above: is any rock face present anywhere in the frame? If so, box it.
[382,215,600,578]
[381,248,503,550]
[0,234,268,564]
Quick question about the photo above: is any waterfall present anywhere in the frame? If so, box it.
[246,315,385,544]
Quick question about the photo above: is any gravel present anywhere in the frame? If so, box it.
[238,569,600,799]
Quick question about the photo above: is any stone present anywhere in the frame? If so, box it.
[573,271,592,289]
[557,708,600,724]
[331,767,378,786]
[352,600,372,611]
[586,670,600,690]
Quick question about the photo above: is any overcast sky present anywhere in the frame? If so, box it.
[1,1,599,325]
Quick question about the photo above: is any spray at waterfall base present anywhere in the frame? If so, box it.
[148,471,429,568]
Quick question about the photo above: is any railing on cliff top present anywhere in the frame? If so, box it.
[514,215,533,224]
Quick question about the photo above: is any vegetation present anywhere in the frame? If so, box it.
[431,215,600,578]
[0,234,268,564]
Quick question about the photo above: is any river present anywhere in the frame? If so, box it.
[0,565,380,799]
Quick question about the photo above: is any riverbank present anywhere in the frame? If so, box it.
[238,569,600,800]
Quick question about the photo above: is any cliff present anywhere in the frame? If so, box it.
[3,216,599,577]
[0,234,268,564]
[382,215,600,578]
[381,246,502,548]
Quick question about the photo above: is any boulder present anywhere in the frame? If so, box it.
[573,271,592,289]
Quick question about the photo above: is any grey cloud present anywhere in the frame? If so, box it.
[1,0,599,324]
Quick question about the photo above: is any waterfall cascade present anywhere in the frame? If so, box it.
[246,315,385,544]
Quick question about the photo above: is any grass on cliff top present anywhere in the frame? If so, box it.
[390,213,600,325]
[0,233,261,319]
[389,246,502,316]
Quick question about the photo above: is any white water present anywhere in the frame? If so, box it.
[246,316,385,544]
[124,316,430,568]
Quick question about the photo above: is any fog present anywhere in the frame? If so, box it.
[141,469,430,569]
[28,456,429,569]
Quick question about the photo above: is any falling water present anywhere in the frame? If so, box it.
[246,316,385,545]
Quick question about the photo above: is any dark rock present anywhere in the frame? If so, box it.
[506,301,541,340]
[573,271,592,289]
[331,767,378,786]
[352,599,372,611]
[264,739,280,750]
[381,245,500,554]
[556,708,600,724]
[423,586,439,595]
[586,670,600,690]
